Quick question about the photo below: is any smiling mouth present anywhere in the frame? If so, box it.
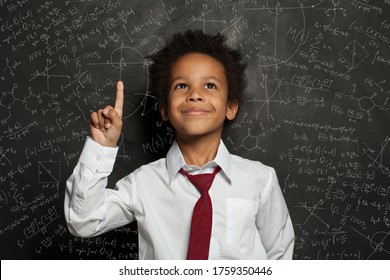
[181,108,211,116]
[182,108,210,117]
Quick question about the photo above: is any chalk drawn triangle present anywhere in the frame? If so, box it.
[38,161,60,183]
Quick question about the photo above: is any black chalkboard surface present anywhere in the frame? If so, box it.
[1,0,389,260]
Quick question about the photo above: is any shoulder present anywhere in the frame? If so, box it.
[120,157,169,191]
[131,157,167,177]
[230,153,276,178]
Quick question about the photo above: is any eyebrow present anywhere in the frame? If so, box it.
[169,76,223,83]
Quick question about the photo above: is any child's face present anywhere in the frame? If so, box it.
[160,52,238,141]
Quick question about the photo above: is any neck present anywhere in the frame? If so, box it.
[176,134,221,167]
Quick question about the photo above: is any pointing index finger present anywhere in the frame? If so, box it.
[115,80,124,117]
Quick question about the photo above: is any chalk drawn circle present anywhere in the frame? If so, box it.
[357,143,369,155]
[109,46,153,119]
[370,231,390,256]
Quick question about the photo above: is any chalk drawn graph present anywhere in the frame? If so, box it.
[88,42,155,119]
[351,227,390,259]
[30,59,71,90]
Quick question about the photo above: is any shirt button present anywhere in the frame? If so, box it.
[96,155,102,161]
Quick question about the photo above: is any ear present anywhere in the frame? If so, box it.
[226,100,238,121]
[159,104,169,121]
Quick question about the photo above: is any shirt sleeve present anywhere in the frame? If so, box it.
[64,137,136,238]
[256,167,295,260]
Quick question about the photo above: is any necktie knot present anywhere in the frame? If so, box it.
[179,166,221,194]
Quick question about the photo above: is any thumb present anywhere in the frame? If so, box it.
[105,107,123,128]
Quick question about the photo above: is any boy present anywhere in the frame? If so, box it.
[64,30,294,259]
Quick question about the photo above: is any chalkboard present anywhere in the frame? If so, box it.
[1,0,389,260]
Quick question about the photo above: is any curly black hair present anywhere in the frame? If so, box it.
[149,29,247,110]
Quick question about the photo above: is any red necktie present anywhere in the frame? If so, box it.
[179,166,221,260]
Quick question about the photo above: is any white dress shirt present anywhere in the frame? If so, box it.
[65,137,294,259]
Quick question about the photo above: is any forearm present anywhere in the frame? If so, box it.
[266,214,295,260]
[64,137,130,237]
[64,161,113,237]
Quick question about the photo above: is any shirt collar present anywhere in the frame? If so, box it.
[166,139,232,185]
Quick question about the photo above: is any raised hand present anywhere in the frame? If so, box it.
[90,81,124,147]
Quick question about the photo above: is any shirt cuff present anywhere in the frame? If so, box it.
[79,136,119,173]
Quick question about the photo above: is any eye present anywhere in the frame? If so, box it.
[204,82,216,89]
[174,83,187,89]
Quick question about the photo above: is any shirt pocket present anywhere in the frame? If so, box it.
[226,198,259,254]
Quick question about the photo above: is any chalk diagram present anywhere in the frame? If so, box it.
[351,227,390,259]
[323,0,347,23]
[185,4,227,33]
[339,39,369,70]
[38,161,60,184]
[239,128,267,152]
[294,199,330,228]
[88,43,154,119]
[0,148,14,167]
[359,136,390,177]
[248,76,283,121]
[243,0,330,68]
[244,0,337,121]
[22,87,61,116]
[0,83,20,124]
[29,59,71,90]
[116,133,131,160]
[350,92,389,122]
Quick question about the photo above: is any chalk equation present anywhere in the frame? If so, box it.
[0,0,389,259]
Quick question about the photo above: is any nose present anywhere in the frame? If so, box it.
[186,88,204,102]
